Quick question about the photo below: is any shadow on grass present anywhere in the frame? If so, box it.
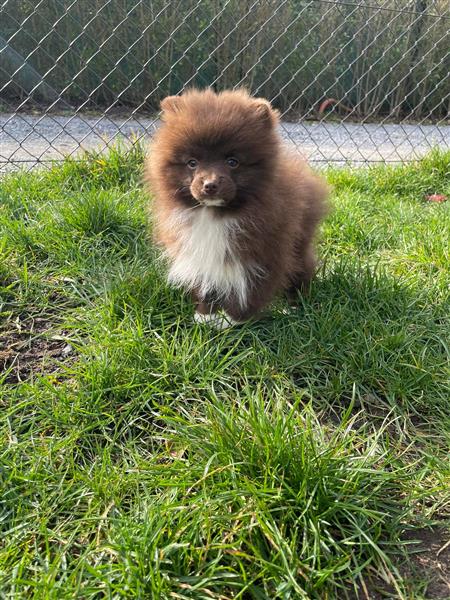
[245,263,448,430]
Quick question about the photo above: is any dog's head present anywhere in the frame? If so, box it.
[150,88,280,208]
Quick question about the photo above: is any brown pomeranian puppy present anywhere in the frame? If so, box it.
[145,88,328,328]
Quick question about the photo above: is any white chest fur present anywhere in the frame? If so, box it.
[166,207,256,308]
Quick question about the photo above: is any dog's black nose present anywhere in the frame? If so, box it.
[203,180,218,195]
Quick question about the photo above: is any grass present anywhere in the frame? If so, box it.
[1,147,449,599]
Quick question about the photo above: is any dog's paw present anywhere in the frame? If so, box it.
[194,312,216,325]
[194,312,240,330]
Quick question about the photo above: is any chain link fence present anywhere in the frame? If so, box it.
[1,0,449,170]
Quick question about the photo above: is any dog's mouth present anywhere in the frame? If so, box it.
[190,190,229,207]
[175,187,225,207]
[199,197,226,207]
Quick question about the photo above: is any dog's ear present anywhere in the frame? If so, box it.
[160,95,182,115]
[254,98,280,127]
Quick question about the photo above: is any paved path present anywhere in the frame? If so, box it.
[1,112,449,171]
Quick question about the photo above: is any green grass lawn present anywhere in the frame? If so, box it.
[1,147,449,599]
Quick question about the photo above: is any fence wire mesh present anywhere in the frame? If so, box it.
[0,0,449,170]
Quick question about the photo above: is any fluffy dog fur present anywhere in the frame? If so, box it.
[145,88,328,326]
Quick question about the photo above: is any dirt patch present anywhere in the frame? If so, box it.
[0,315,74,383]
[402,527,450,599]
[349,527,450,599]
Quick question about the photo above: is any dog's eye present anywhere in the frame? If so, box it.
[186,159,198,169]
[226,157,239,168]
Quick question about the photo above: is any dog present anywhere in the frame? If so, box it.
[145,88,328,328]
